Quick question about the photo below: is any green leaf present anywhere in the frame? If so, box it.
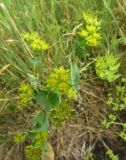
[71,63,80,92]
[26,131,37,137]
[29,57,39,66]
[75,37,88,57]
[35,90,59,112]
[32,112,49,131]
[47,92,59,107]
[36,90,48,107]
[28,74,40,86]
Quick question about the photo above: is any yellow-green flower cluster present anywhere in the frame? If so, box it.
[106,149,119,160]
[25,145,42,160]
[50,101,76,127]
[95,53,120,82]
[25,131,48,160]
[22,32,49,51]
[14,132,26,144]
[79,12,102,46]
[120,131,126,141]
[18,83,34,105]
[34,131,48,148]
[22,32,39,42]
[83,12,101,26]
[47,66,77,98]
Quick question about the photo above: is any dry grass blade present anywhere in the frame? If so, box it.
[0,64,10,75]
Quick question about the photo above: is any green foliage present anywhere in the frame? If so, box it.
[75,37,88,57]
[119,122,126,141]
[106,149,119,160]
[0,0,125,159]
[32,112,49,131]
[108,114,116,121]
[120,131,126,141]
[17,66,78,159]
[107,85,126,111]
[101,114,116,129]
[95,53,120,82]
[102,83,126,143]
[101,119,111,129]
[35,90,59,112]
[50,101,76,127]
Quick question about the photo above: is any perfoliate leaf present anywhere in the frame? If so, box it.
[75,37,88,57]
[32,112,49,131]
[35,90,59,112]
[27,130,37,137]
[71,63,80,92]
[35,90,48,107]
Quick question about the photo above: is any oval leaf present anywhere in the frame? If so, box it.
[32,112,49,131]
[71,63,80,92]
[35,90,59,112]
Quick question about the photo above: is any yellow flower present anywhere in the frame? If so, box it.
[79,30,88,37]
[19,83,33,106]
[19,83,33,95]
[86,36,98,46]
[59,82,68,92]
[14,132,26,144]
[83,12,95,24]
[22,32,49,51]
[19,96,30,104]
[67,88,77,98]
[79,12,102,47]
[34,131,48,148]
[92,32,102,39]
[50,101,76,127]
[86,25,97,33]
[31,39,49,51]
[83,12,100,27]
[61,74,69,81]
[41,41,49,50]
[22,32,39,42]
[54,66,69,75]
[47,78,57,87]
[25,145,41,160]
[47,66,76,98]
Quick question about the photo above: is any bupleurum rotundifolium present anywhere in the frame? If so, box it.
[46,66,77,98]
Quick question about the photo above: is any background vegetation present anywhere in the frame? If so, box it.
[0,0,126,159]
